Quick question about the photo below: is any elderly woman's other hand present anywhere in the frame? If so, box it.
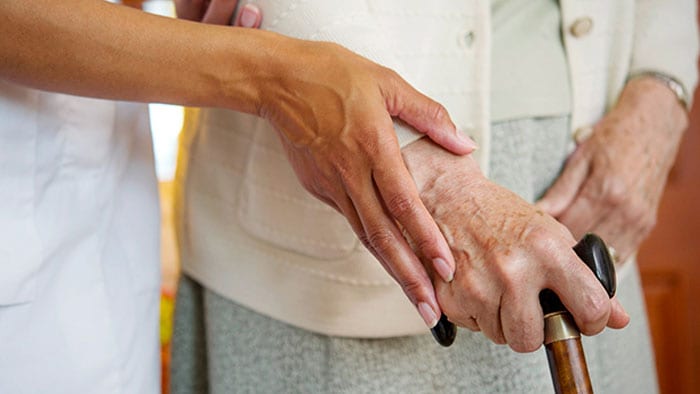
[537,77,688,263]
[403,138,629,352]
[175,1,478,328]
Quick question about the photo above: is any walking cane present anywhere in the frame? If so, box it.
[539,233,616,393]
[431,233,617,394]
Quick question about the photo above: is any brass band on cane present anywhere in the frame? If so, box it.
[544,312,580,345]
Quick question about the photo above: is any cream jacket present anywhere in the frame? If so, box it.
[176,0,698,337]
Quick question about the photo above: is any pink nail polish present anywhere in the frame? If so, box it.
[433,257,454,283]
[239,5,258,28]
[418,302,439,328]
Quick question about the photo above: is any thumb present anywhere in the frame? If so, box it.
[385,74,476,155]
[536,149,589,217]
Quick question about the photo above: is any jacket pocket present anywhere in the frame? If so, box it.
[237,125,359,260]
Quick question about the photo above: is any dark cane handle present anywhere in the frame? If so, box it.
[541,233,617,394]
[573,233,616,298]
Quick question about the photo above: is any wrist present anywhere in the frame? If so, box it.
[208,29,294,115]
[618,76,688,133]
[627,71,689,111]
[402,138,483,197]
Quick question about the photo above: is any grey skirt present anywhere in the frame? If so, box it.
[170,117,658,394]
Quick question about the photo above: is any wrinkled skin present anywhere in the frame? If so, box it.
[173,0,477,327]
[403,139,630,352]
[537,77,688,263]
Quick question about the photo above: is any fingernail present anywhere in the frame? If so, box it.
[239,4,259,28]
[433,257,454,283]
[417,302,439,328]
[430,314,457,347]
[457,132,478,150]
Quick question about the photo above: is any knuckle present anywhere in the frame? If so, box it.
[578,294,609,334]
[396,276,426,300]
[412,235,438,258]
[386,193,419,219]
[526,226,557,250]
[367,228,396,255]
[426,101,449,124]
[373,66,401,90]
[601,177,629,206]
[299,176,319,195]
[379,67,401,83]
[333,158,357,185]
[524,227,561,266]
[492,255,521,289]
[349,125,385,156]
[357,233,372,250]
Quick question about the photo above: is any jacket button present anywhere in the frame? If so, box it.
[460,31,475,48]
[569,17,593,38]
[573,126,594,144]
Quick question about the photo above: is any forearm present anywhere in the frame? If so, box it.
[0,0,284,113]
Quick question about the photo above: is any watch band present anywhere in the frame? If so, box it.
[628,70,690,111]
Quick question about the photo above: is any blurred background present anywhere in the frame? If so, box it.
[126,1,700,393]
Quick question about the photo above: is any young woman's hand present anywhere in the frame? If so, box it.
[266,38,476,329]
[174,1,477,329]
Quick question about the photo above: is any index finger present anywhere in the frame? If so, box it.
[546,249,619,336]
[372,146,456,284]
[344,174,443,330]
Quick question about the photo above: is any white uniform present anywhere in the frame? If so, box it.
[0,80,161,393]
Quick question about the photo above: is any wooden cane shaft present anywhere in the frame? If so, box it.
[543,312,593,394]
[545,338,593,394]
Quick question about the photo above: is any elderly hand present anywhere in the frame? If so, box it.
[403,138,629,352]
[175,1,478,329]
[537,77,688,263]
